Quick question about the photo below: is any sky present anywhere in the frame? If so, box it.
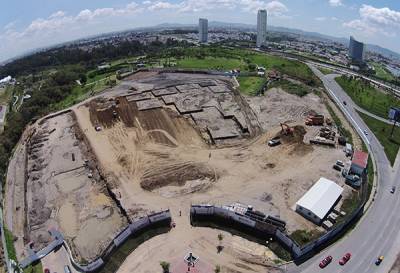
[0,0,400,62]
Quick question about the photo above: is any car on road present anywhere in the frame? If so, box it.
[339,253,351,265]
[364,130,368,136]
[64,265,72,273]
[319,255,333,268]
[391,186,396,193]
[343,101,347,105]
[375,256,384,265]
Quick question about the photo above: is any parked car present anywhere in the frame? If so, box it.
[333,164,342,171]
[391,186,396,194]
[336,160,345,167]
[44,269,50,273]
[319,255,333,268]
[375,256,384,265]
[268,137,281,147]
[339,253,351,265]
[64,265,72,273]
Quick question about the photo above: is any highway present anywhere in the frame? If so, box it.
[286,65,400,273]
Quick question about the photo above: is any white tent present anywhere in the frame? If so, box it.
[296,177,343,224]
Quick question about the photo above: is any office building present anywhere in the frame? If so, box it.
[257,10,267,47]
[199,18,208,43]
[349,36,365,64]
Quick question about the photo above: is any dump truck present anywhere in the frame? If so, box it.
[305,114,325,126]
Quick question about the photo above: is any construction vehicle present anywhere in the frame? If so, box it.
[305,114,325,126]
[280,123,294,135]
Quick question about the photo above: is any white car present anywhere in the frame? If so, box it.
[364,130,368,136]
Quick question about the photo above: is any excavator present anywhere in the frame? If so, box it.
[280,123,294,135]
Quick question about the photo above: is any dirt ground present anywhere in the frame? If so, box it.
[5,72,357,271]
[5,112,127,262]
[116,210,284,273]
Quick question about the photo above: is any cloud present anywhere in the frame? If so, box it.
[148,1,180,11]
[343,4,400,37]
[239,0,288,17]
[329,0,343,7]
[0,0,290,61]
[315,17,327,21]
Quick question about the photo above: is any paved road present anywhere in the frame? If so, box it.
[306,60,400,96]
[285,65,400,273]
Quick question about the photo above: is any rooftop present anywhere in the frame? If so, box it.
[296,177,343,220]
[352,150,369,169]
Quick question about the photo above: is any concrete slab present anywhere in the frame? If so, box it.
[130,82,154,92]
[137,99,164,111]
[126,93,152,102]
[198,80,217,87]
[208,85,231,93]
[152,87,178,97]
[192,107,241,140]
[176,84,200,93]
[161,94,179,105]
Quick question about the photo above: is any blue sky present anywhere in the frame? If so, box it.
[1,0,399,62]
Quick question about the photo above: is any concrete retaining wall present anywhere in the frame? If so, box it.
[20,210,171,272]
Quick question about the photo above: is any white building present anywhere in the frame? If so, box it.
[256,10,267,47]
[296,177,343,224]
[199,18,208,43]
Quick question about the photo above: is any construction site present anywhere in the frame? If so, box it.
[4,71,362,272]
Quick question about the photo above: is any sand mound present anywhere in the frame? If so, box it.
[140,162,218,191]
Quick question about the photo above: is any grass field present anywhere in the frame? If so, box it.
[336,76,400,119]
[269,79,312,97]
[0,86,13,105]
[23,263,43,273]
[319,67,333,75]
[370,62,396,82]
[290,229,324,246]
[237,76,267,96]
[177,57,244,71]
[4,227,16,261]
[358,111,400,166]
[170,47,321,87]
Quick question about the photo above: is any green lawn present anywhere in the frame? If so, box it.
[358,111,400,166]
[370,62,395,82]
[336,76,400,119]
[269,79,312,97]
[319,67,333,75]
[0,86,13,105]
[4,227,17,261]
[23,262,43,273]
[177,57,244,71]
[290,229,323,246]
[170,47,321,87]
[237,76,267,96]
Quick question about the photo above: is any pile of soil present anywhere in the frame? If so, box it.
[279,125,307,144]
[278,125,313,155]
[140,162,217,191]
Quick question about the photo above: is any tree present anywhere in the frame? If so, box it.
[160,261,170,273]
